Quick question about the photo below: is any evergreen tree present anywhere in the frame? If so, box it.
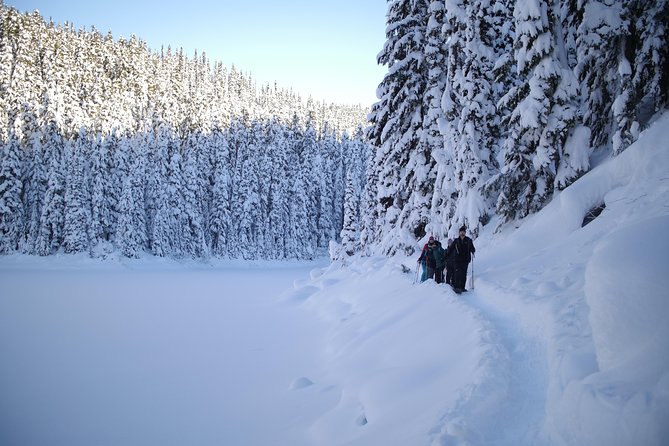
[340,170,360,256]
[316,123,339,248]
[0,119,24,253]
[446,0,500,236]
[62,131,91,253]
[421,0,450,239]
[35,119,65,255]
[117,134,148,258]
[367,0,430,254]
[630,0,668,122]
[89,130,117,247]
[151,123,183,257]
[265,119,291,259]
[497,0,579,222]
[208,125,232,257]
[181,130,208,258]
[576,0,625,153]
[20,108,46,254]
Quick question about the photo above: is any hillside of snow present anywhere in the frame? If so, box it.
[282,111,669,445]
[1,112,668,445]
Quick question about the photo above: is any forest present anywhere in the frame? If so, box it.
[0,6,369,259]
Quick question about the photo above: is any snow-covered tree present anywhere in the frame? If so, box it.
[497,0,579,222]
[34,117,65,255]
[151,123,184,257]
[576,0,625,153]
[89,130,117,248]
[117,134,148,258]
[0,119,24,253]
[208,125,232,257]
[265,119,291,259]
[62,131,91,253]
[181,130,209,258]
[339,171,360,257]
[367,0,430,255]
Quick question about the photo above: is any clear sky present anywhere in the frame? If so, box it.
[7,0,388,106]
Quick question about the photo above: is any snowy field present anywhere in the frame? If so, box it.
[1,112,669,446]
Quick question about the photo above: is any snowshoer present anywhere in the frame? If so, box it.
[418,236,444,282]
[452,226,475,293]
[434,239,445,283]
[444,238,456,286]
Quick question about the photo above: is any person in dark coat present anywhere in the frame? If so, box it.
[444,238,456,285]
[434,239,446,284]
[452,226,475,293]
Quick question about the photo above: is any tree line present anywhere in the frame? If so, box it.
[0,6,370,259]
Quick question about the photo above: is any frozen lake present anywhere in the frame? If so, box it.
[0,260,333,446]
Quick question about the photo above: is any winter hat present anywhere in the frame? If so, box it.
[428,235,434,241]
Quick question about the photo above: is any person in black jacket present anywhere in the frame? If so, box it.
[452,226,475,293]
[444,238,455,286]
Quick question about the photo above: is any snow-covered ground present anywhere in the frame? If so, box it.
[1,112,668,445]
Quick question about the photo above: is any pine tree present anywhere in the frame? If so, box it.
[446,0,500,236]
[265,119,291,259]
[208,125,232,257]
[340,170,359,256]
[117,134,148,258]
[316,123,339,248]
[497,0,579,222]
[62,130,91,253]
[89,130,117,248]
[367,0,430,254]
[610,0,669,155]
[576,0,625,153]
[0,119,24,253]
[151,123,182,257]
[181,130,208,258]
[20,109,46,254]
[34,118,65,255]
[631,0,668,121]
[421,0,450,239]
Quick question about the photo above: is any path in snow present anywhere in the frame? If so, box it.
[462,279,551,446]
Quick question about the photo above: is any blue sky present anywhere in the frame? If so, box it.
[7,0,388,106]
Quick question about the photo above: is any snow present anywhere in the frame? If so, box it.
[1,115,668,444]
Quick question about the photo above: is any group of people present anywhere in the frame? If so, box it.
[417,226,475,294]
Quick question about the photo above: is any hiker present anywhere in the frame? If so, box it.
[444,238,455,285]
[434,239,446,284]
[452,226,475,293]
[418,236,442,282]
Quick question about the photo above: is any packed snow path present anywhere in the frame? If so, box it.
[450,280,550,445]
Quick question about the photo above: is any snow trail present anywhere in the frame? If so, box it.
[459,279,551,446]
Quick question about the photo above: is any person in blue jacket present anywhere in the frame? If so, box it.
[418,236,445,283]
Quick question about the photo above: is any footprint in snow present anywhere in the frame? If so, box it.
[512,276,532,288]
[289,376,314,390]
